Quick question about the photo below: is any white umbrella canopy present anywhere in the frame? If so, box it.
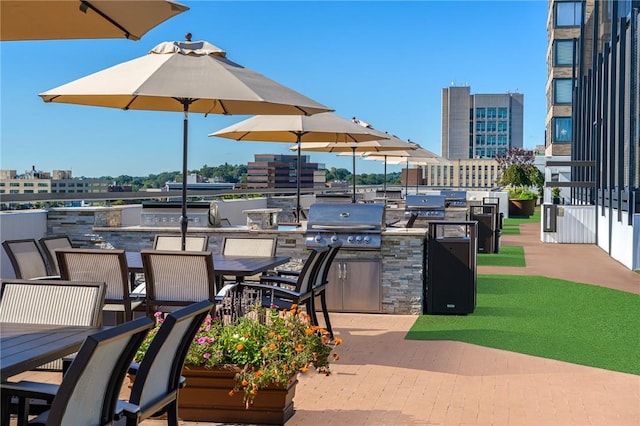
[39,35,333,249]
[210,112,387,217]
[293,137,415,203]
[0,0,189,41]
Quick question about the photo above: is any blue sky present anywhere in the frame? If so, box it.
[0,0,548,178]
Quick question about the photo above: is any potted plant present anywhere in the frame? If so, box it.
[496,148,540,217]
[551,187,562,204]
[133,305,340,424]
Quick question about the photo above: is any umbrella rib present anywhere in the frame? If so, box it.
[81,1,133,40]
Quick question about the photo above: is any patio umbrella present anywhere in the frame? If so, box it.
[209,112,387,219]
[39,35,333,249]
[0,0,189,41]
[292,137,415,203]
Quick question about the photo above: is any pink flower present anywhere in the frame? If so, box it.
[203,353,211,359]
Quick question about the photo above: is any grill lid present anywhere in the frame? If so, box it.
[405,195,446,210]
[307,203,385,231]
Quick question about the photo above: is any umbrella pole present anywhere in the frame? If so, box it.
[383,155,387,197]
[296,134,301,223]
[404,158,409,196]
[352,147,356,203]
[180,102,189,251]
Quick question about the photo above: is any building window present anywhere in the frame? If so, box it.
[487,121,497,132]
[553,117,572,142]
[476,108,486,119]
[487,108,497,118]
[497,135,508,145]
[553,78,573,104]
[487,135,496,145]
[475,135,486,145]
[10,183,19,187]
[476,121,486,132]
[555,1,582,27]
[24,182,34,187]
[498,108,508,118]
[554,39,574,66]
[37,183,48,187]
[498,121,508,132]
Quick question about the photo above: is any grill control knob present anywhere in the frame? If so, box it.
[363,236,371,244]
[330,234,339,243]
[355,235,363,243]
[347,236,355,243]
[314,234,323,243]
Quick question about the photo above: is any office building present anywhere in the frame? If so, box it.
[0,169,109,195]
[246,154,324,190]
[442,85,524,160]
[421,159,502,189]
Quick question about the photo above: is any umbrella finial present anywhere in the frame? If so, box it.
[185,32,192,42]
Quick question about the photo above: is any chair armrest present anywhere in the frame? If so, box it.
[129,283,146,299]
[30,275,61,280]
[240,282,302,299]
[1,381,58,402]
[259,275,296,287]
[276,269,300,278]
[215,282,238,302]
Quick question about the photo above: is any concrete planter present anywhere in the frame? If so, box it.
[508,199,536,217]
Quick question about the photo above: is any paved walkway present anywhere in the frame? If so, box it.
[10,221,640,425]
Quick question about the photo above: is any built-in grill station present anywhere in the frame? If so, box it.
[305,203,384,313]
[440,190,468,207]
[305,203,385,250]
[404,195,446,228]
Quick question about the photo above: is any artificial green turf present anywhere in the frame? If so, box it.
[503,208,541,226]
[499,226,520,235]
[477,245,525,267]
[406,274,640,375]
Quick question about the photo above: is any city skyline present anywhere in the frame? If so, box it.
[1,1,547,177]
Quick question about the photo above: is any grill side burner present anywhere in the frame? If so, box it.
[305,203,385,250]
[404,195,446,227]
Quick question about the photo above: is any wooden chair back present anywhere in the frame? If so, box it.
[1,239,50,279]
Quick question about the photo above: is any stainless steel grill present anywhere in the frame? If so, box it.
[305,203,385,250]
[440,190,467,207]
[405,195,446,225]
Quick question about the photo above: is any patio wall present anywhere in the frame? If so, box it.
[597,209,640,270]
[540,204,596,244]
[0,210,48,278]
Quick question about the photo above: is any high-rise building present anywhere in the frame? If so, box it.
[441,85,524,160]
[546,0,638,269]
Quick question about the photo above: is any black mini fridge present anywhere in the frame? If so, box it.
[424,221,477,315]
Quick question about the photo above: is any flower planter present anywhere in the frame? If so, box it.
[508,199,536,217]
[178,365,297,425]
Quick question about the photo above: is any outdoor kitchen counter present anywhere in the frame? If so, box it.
[89,224,427,315]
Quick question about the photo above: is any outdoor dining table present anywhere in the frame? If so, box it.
[125,252,291,283]
[0,323,104,380]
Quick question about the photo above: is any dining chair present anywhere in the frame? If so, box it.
[0,316,154,426]
[1,239,56,280]
[228,246,329,317]
[116,300,213,425]
[37,235,73,276]
[219,236,277,284]
[141,249,217,316]
[56,248,142,324]
[153,234,209,251]
[310,242,342,337]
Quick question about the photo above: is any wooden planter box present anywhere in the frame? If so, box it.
[508,199,536,217]
[177,365,298,425]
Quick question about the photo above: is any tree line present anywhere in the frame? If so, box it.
[98,164,401,191]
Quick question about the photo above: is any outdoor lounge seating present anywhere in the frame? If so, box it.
[141,250,217,316]
[153,235,209,251]
[1,239,58,280]
[56,248,142,324]
[37,235,73,277]
[115,300,213,425]
[0,316,153,426]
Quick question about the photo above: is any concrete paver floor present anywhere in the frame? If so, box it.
[8,221,640,425]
